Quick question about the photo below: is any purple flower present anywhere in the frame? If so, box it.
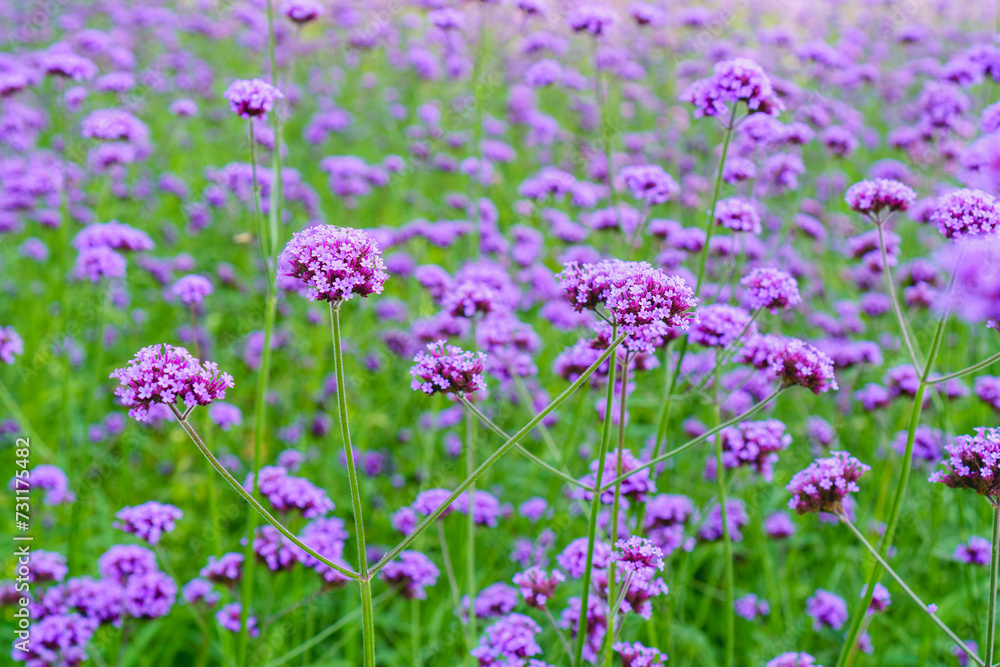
[786,451,870,514]
[200,553,244,584]
[123,571,176,619]
[698,499,748,542]
[11,613,98,665]
[612,536,664,573]
[954,641,980,667]
[690,304,757,348]
[738,334,839,394]
[764,511,796,539]
[557,538,611,578]
[280,225,388,304]
[28,550,69,583]
[472,583,519,618]
[681,58,785,119]
[114,501,183,545]
[9,465,75,505]
[930,427,1000,501]
[379,551,440,599]
[862,582,891,614]
[932,189,1000,240]
[734,593,770,621]
[513,567,564,609]
[40,51,98,81]
[410,341,487,397]
[618,165,680,205]
[73,247,127,282]
[567,4,618,35]
[216,602,258,636]
[208,402,243,431]
[806,588,848,630]
[80,109,150,145]
[248,466,334,518]
[740,268,801,313]
[518,497,548,522]
[954,536,991,565]
[98,545,158,585]
[223,78,284,120]
[845,179,917,218]
[471,613,543,665]
[182,578,220,606]
[279,0,323,23]
[298,517,350,583]
[715,197,762,233]
[766,653,821,667]
[170,274,213,306]
[613,641,667,667]
[0,326,24,364]
[110,344,234,422]
[73,221,155,253]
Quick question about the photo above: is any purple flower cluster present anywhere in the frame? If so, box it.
[740,268,801,313]
[690,304,757,348]
[110,344,234,422]
[932,189,1000,240]
[955,536,991,565]
[279,225,389,304]
[379,551,440,599]
[681,58,785,119]
[714,197,762,234]
[471,613,543,665]
[710,419,793,481]
[170,275,214,306]
[618,165,680,205]
[738,334,839,394]
[806,588,848,630]
[0,326,24,364]
[786,452,870,514]
[248,466,335,518]
[734,593,770,621]
[410,341,487,397]
[513,566,564,609]
[930,427,1000,501]
[845,179,917,218]
[223,78,284,120]
[114,501,183,545]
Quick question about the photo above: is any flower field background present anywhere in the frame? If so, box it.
[4,1,1000,666]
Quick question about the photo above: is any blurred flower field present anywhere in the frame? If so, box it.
[4,1,1000,666]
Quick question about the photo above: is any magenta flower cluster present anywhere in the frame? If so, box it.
[279,225,389,304]
[738,334,839,394]
[786,452,870,514]
[845,179,917,218]
[222,78,284,120]
[110,344,235,422]
[930,427,1000,502]
[681,58,785,119]
[114,501,183,545]
[409,340,487,397]
[740,268,801,313]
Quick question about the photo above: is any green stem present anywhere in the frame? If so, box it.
[693,105,739,296]
[876,221,920,369]
[372,335,627,574]
[169,407,359,581]
[839,513,984,666]
[575,325,618,667]
[465,402,477,664]
[330,304,375,667]
[987,504,1000,667]
[604,357,630,667]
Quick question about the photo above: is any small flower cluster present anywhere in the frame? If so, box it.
[279,225,389,304]
[740,268,801,313]
[932,189,1000,240]
[690,304,757,348]
[379,550,441,599]
[930,427,1000,502]
[681,58,785,119]
[110,345,234,422]
[845,179,917,218]
[513,567,565,609]
[715,197,762,234]
[223,78,284,120]
[248,466,335,518]
[738,334,839,394]
[114,501,183,545]
[786,452,870,514]
[0,326,24,364]
[409,341,487,397]
[709,419,793,482]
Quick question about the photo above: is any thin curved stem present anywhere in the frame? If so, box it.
[575,325,618,667]
[372,336,627,575]
[838,513,984,666]
[987,504,1000,667]
[603,358,630,667]
[713,351,735,667]
[170,407,359,581]
[330,304,375,667]
[930,350,1000,385]
[876,222,920,369]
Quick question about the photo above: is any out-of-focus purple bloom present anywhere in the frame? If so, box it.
[0,326,24,364]
[930,427,1000,501]
[735,593,770,621]
[280,225,388,304]
[955,536,991,565]
[200,553,243,584]
[715,197,762,233]
[170,274,213,306]
[690,304,757,348]
[766,653,821,667]
[806,588,847,630]
[410,341,487,397]
[471,613,543,665]
[114,501,183,545]
[741,268,801,313]
[862,582,891,614]
[247,466,334,518]
[513,566,564,609]
[472,583,518,618]
[208,402,243,431]
[764,512,796,539]
[379,551,440,599]
[123,571,176,618]
[698,499,748,542]
[567,4,618,36]
[216,602,258,636]
[845,179,916,218]
[182,578,220,606]
[223,79,284,120]
[787,452,869,514]
[97,545,158,585]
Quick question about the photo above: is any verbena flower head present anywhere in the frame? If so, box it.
[734,593,770,621]
[711,419,793,482]
[114,501,183,545]
[379,550,440,599]
[471,613,543,665]
[715,197,762,233]
[216,602,258,636]
[513,567,564,609]
[73,247,127,282]
[170,275,214,306]
[279,0,324,23]
[806,589,848,630]
[845,179,917,218]
[279,225,388,305]
[182,578,221,606]
[613,641,667,667]
[690,304,757,348]
[681,58,784,119]
[410,341,487,397]
[28,550,69,583]
[98,544,159,585]
[9,464,74,505]
[931,189,1000,240]
[123,571,177,619]
[248,466,334,518]
[200,552,244,583]
[863,582,891,614]
[0,326,24,364]
[223,78,284,120]
[786,451,870,514]
[110,344,234,422]
[471,583,519,619]
[741,268,801,313]
[11,613,99,665]
[73,221,155,252]
[738,334,839,394]
[567,4,618,35]
[955,536,991,565]
[766,652,821,667]
[618,165,680,205]
[612,536,664,573]
[930,427,1000,502]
